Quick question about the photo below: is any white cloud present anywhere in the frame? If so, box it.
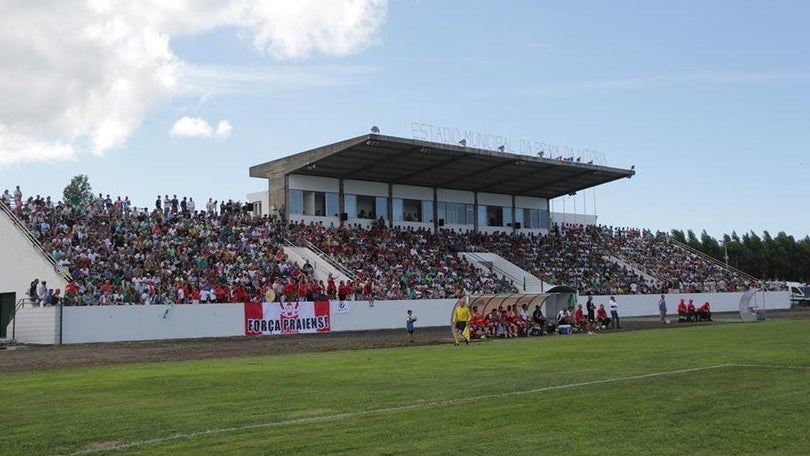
[0,0,387,167]
[215,120,233,139]
[170,117,232,139]
[170,117,213,138]
[0,125,76,167]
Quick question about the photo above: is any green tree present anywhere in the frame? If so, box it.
[63,174,93,209]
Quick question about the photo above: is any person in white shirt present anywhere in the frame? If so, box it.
[609,296,620,329]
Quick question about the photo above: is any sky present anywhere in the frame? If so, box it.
[1,0,808,239]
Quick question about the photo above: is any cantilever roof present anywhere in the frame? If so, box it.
[250,134,634,199]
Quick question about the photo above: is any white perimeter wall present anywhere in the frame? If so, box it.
[575,291,787,317]
[10,292,790,344]
[61,304,246,344]
[54,299,457,344]
[6,305,60,344]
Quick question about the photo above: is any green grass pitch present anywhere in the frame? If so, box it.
[2,318,809,455]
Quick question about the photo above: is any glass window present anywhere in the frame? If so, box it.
[356,195,374,218]
[503,207,512,226]
[539,209,549,229]
[344,194,357,218]
[421,200,433,223]
[529,209,540,229]
[514,208,524,227]
[289,190,303,215]
[375,196,388,220]
[392,198,404,221]
[465,204,474,225]
[446,203,458,224]
[307,191,322,216]
[402,199,421,221]
[326,193,339,217]
[477,205,488,226]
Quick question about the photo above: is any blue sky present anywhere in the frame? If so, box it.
[1,1,808,238]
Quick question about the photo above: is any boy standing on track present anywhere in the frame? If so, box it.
[406,309,417,343]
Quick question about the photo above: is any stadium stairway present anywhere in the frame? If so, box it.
[460,251,553,293]
[282,246,352,284]
[603,254,659,285]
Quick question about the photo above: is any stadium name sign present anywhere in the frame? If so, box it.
[410,121,607,165]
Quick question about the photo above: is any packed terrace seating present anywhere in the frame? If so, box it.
[3,189,755,304]
[289,223,517,299]
[477,224,754,294]
[5,192,516,304]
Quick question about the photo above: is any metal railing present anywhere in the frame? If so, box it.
[464,251,538,292]
[8,298,31,343]
[0,199,73,282]
[284,236,358,282]
[667,236,760,284]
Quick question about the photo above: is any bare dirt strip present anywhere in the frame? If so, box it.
[2,309,807,373]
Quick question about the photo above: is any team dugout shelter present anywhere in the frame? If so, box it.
[249,133,635,234]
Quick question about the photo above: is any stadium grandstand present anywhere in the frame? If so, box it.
[0,133,778,344]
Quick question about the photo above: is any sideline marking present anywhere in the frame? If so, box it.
[60,363,804,455]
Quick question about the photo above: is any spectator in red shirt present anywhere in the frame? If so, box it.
[574,304,595,334]
[677,299,688,322]
[326,274,337,299]
[697,302,712,321]
[283,279,298,302]
[363,277,374,307]
[337,280,350,302]
[596,304,611,329]
[687,299,697,321]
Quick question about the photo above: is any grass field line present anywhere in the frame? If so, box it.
[60,362,804,456]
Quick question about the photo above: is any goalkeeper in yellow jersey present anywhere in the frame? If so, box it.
[452,300,472,345]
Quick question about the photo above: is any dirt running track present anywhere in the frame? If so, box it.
[2,309,808,373]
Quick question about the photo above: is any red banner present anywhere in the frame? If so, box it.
[245,301,331,335]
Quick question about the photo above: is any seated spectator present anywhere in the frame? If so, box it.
[677,298,689,322]
[51,289,62,305]
[517,303,532,336]
[596,304,611,329]
[503,305,519,337]
[531,304,549,335]
[556,307,571,327]
[485,308,505,338]
[687,299,697,321]
[573,304,595,334]
[28,279,41,306]
[697,302,712,321]
[468,305,486,339]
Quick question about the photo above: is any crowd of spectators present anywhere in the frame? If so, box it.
[473,224,755,295]
[7,189,516,305]
[4,186,758,306]
[282,222,518,299]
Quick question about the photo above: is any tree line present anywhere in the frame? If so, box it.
[670,229,810,283]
